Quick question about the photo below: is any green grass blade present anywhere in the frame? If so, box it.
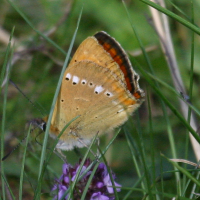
[33,115,80,199]
[137,64,200,144]
[99,129,121,159]
[101,150,120,200]
[138,0,200,35]
[123,125,145,195]
[1,27,15,200]
[67,136,97,200]
[1,174,16,200]
[80,163,99,200]
[142,71,200,117]
[8,0,66,55]
[163,154,200,187]
[19,126,31,200]
[38,3,83,179]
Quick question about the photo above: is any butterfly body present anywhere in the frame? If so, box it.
[48,31,144,150]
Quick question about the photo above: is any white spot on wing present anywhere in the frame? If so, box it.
[117,109,124,113]
[66,73,71,80]
[72,76,80,84]
[94,85,104,94]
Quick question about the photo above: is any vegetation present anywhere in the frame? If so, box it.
[1,0,200,199]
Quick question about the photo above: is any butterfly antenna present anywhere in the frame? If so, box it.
[2,134,29,161]
[2,120,44,161]
[9,79,46,117]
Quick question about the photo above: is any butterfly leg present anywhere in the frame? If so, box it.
[54,148,67,163]
[75,137,100,162]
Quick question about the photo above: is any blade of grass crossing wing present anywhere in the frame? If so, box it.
[32,5,84,199]
[38,4,83,179]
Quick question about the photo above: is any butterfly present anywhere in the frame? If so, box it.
[43,31,144,150]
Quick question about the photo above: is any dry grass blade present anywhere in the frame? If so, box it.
[170,159,200,168]
[149,0,200,160]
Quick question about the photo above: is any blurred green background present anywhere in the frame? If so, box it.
[1,0,200,199]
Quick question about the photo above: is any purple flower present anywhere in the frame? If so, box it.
[52,159,121,200]
[91,192,109,200]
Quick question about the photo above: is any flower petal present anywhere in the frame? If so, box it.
[62,163,70,175]
[103,174,121,193]
[96,182,104,188]
[90,192,109,200]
